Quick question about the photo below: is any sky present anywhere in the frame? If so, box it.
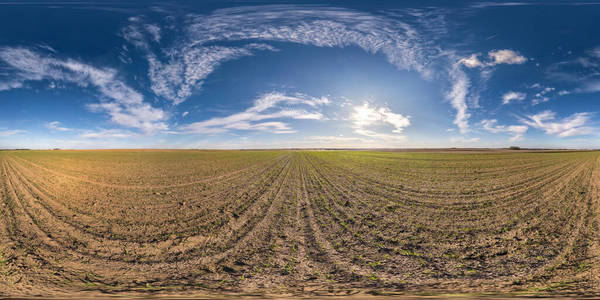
[1,1,600,149]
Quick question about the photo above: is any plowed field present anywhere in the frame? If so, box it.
[1,150,599,297]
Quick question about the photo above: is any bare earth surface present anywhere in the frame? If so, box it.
[1,149,600,298]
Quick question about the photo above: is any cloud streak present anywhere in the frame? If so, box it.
[119,6,534,136]
[45,121,71,131]
[546,47,600,96]
[0,129,27,137]
[79,129,136,139]
[480,119,528,141]
[520,110,594,138]
[0,47,168,133]
[452,49,528,132]
[179,92,329,134]
[146,43,277,105]
[123,6,433,106]
[446,61,471,133]
[122,5,483,134]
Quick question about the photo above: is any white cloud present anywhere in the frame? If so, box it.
[186,6,431,75]
[446,62,470,134]
[350,102,410,141]
[530,83,542,89]
[480,119,528,141]
[179,92,329,134]
[353,129,407,141]
[520,110,594,138]
[45,121,71,131]
[0,47,168,133]
[531,86,555,105]
[0,81,23,91]
[502,91,526,104]
[450,137,480,144]
[86,102,168,133]
[546,47,600,95]
[306,134,415,148]
[226,121,296,134]
[454,50,526,132]
[303,134,419,148]
[120,6,503,136]
[460,49,527,68]
[558,90,571,96]
[121,18,152,52]
[531,97,549,105]
[79,129,136,139]
[590,46,600,59]
[0,129,27,137]
[249,92,330,113]
[144,24,161,43]
[530,83,556,105]
[541,87,555,93]
[470,2,533,8]
[459,53,484,68]
[488,49,527,65]
[309,135,371,144]
[124,6,433,106]
[146,44,277,105]
[182,111,189,117]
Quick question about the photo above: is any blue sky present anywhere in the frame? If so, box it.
[1,1,600,149]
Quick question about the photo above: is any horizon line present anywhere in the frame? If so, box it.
[2,147,599,151]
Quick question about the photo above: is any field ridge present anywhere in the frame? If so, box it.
[1,150,599,297]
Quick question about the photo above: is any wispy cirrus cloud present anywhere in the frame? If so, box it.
[480,119,528,141]
[0,80,23,91]
[0,47,168,133]
[124,6,433,106]
[470,2,533,8]
[123,16,279,105]
[79,128,137,139]
[122,5,492,139]
[307,135,404,148]
[0,129,27,137]
[184,6,432,75]
[0,6,534,141]
[452,49,528,133]
[446,61,471,133]
[86,101,167,133]
[450,136,480,144]
[179,92,329,134]
[520,110,594,138]
[146,43,277,105]
[45,121,71,131]
[309,135,372,144]
[546,46,600,95]
[120,6,532,136]
[44,122,137,139]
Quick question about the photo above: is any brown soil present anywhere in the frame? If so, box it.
[1,150,599,298]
